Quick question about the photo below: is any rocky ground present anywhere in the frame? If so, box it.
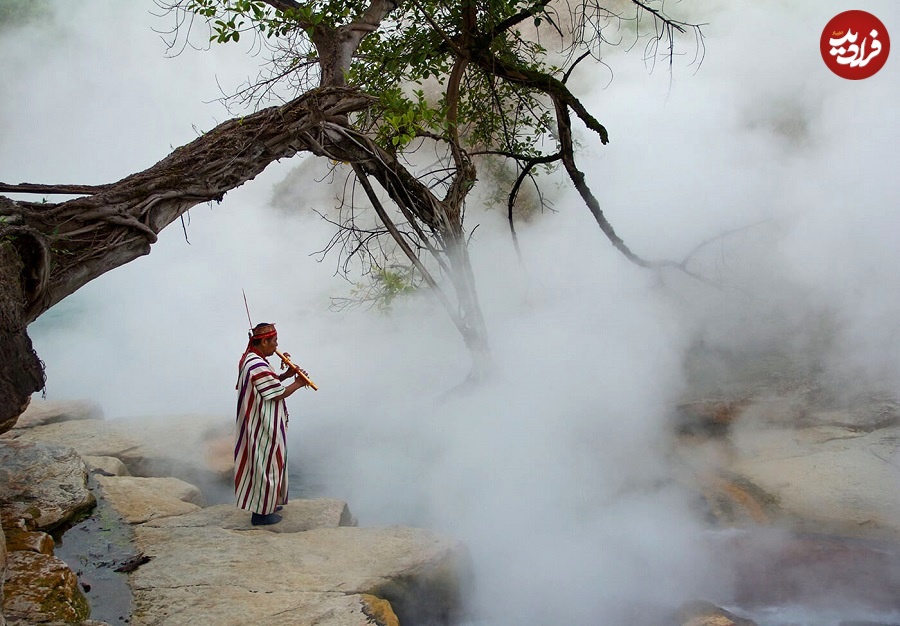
[2,374,900,625]
[672,366,900,625]
[0,402,468,625]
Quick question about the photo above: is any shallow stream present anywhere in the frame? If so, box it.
[51,470,900,625]
[53,476,137,624]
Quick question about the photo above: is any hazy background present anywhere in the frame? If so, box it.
[3,1,899,623]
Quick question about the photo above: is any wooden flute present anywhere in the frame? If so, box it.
[275,349,319,391]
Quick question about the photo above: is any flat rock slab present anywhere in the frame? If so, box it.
[5,415,228,484]
[130,589,390,626]
[5,419,141,465]
[130,518,468,625]
[12,399,103,430]
[142,500,355,532]
[94,476,205,524]
[731,426,900,541]
[83,455,131,477]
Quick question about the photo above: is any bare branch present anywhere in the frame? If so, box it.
[350,163,463,332]
[0,183,110,196]
[487,0,552,40]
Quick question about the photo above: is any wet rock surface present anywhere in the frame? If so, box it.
[674,384,900,625]
[2,402,470,625]
[51,474,139,625]
[4,385,900,625]
[130,520,467,625]
[1,550,90,623]
[92,476,204,524]
[0,440,95,532]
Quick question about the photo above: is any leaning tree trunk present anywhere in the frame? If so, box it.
[289,113,494,379]
[0,239,44,433]
[0,83,495,431]
[443,229,492,380]
[0,86,373,433]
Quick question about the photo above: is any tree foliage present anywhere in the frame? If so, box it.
[158,0,704,349]
[0,0,703,429]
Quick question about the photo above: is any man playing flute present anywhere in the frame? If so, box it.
[234,322,309,526]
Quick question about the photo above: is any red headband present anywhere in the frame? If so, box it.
[249,325,277,340]
[238,325,277,387]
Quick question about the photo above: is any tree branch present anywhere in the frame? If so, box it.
[487,0,551,40]
[0,183,110,196]
[1,86,375,323]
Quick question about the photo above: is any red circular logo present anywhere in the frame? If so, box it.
[820,10,890,79]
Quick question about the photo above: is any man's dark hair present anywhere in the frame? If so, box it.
[249,322,274,347]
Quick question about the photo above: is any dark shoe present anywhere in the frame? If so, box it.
[251,513,282,526]
[275,505,283,512]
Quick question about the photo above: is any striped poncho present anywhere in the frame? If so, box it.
[234,351,289,515]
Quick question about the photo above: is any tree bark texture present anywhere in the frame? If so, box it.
[0,80,496,430]
[0,87,373,432]
[0,242,44,433]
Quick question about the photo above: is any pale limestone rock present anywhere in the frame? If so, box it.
[83,455,131,477]
[104,413,230,479]
[0,440,95,532]
[807,398,900,431]
[12,399,102,430]
[8,413,233,497]
[730,426,900,541]
[202,430,234,479]
[129,509,468,626]
[131,590,392,626]
[143,501,355,532]
[4,404,465,625]
[7,406,232,506]
[677,389,900,542]
[94,476,204,524]
[5,419,140,466]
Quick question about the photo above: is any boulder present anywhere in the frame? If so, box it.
[8,413,232,497]
[100,414,232,486]
[130,590,394,626]
[676,389,900,543]
[82,456,130,477]
[129,501,469,626]
[12,400,102,430]
[6,419,144,471]
[202,430,234,480]
[2,518,54,555]
[144,500,355,532]
[1,551,90,624]
[0,440,95,532]
[93,476,204,525]
[730,425,900,541]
